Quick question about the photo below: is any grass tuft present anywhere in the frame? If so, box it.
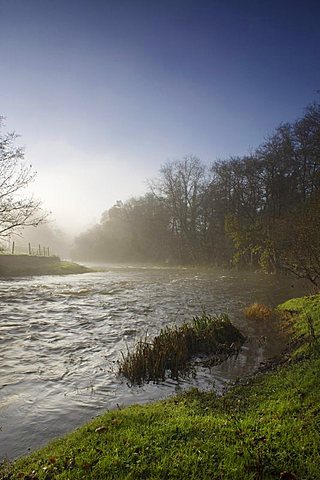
[244,302,274,321]
[118,313,245,385]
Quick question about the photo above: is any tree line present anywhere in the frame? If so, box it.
[72,101,320,285]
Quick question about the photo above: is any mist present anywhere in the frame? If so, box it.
[25,140,154,237]
[13,223,72,259]
[2,1,319,243]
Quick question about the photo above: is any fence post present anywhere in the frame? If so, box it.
[38,244,41,255]
[12,241,15,255]
[28,243,31,255]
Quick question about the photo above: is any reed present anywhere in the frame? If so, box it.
[244,302,274,321]
[118,313,245,385]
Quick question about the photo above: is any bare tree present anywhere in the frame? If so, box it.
[0,118,46,240]
[149,155,208,262]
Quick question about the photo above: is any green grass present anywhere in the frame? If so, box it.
[0,255,92,276]
[1,295,320,479]
[119,313,245,384]
[45,260,92,275]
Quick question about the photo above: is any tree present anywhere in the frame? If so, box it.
[0,118,46,240]
[72,195,173,263]
[73,100,320,275]
[278,193,320,287]
[149,155,208,262]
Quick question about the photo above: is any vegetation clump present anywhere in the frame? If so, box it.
[118,313,245,385]
[244,302,274,321]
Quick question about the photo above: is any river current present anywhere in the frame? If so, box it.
[0,266,306,460]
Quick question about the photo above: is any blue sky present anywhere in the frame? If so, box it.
[1,0,319,234]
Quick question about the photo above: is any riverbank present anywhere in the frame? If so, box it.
[1,294,319,479]
[0,254,91,276]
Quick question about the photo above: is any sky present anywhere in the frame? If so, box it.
[0,0,320,235]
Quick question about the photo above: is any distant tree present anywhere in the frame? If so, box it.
[149,155,208,262]
[278,193,320,287]
[73,100,320,274]
[72,195,174,263]
[0,118,46,239]
[216,102,320,273]
[122,194,173,261]
[211,156,268,268]
[72,223,105,262]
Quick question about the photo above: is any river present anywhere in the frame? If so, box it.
[0,266,307,460]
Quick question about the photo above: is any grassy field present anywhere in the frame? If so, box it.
[0,254,91,276]
[1,295,319,479]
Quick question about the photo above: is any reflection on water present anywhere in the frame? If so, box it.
[0,266,307,459]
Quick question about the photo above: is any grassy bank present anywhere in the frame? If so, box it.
[0,254,92,276]
[1,295,319,479]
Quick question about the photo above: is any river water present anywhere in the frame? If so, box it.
[0,266,306,460]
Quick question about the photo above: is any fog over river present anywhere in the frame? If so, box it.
[0,266,307,460]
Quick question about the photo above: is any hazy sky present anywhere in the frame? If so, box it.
[1,0,320,235]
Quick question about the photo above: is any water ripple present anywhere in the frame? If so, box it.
[0,267,306,460]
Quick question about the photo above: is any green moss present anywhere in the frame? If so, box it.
[1,295,320,479]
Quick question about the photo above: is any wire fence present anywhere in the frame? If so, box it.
[1,241,52,257]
